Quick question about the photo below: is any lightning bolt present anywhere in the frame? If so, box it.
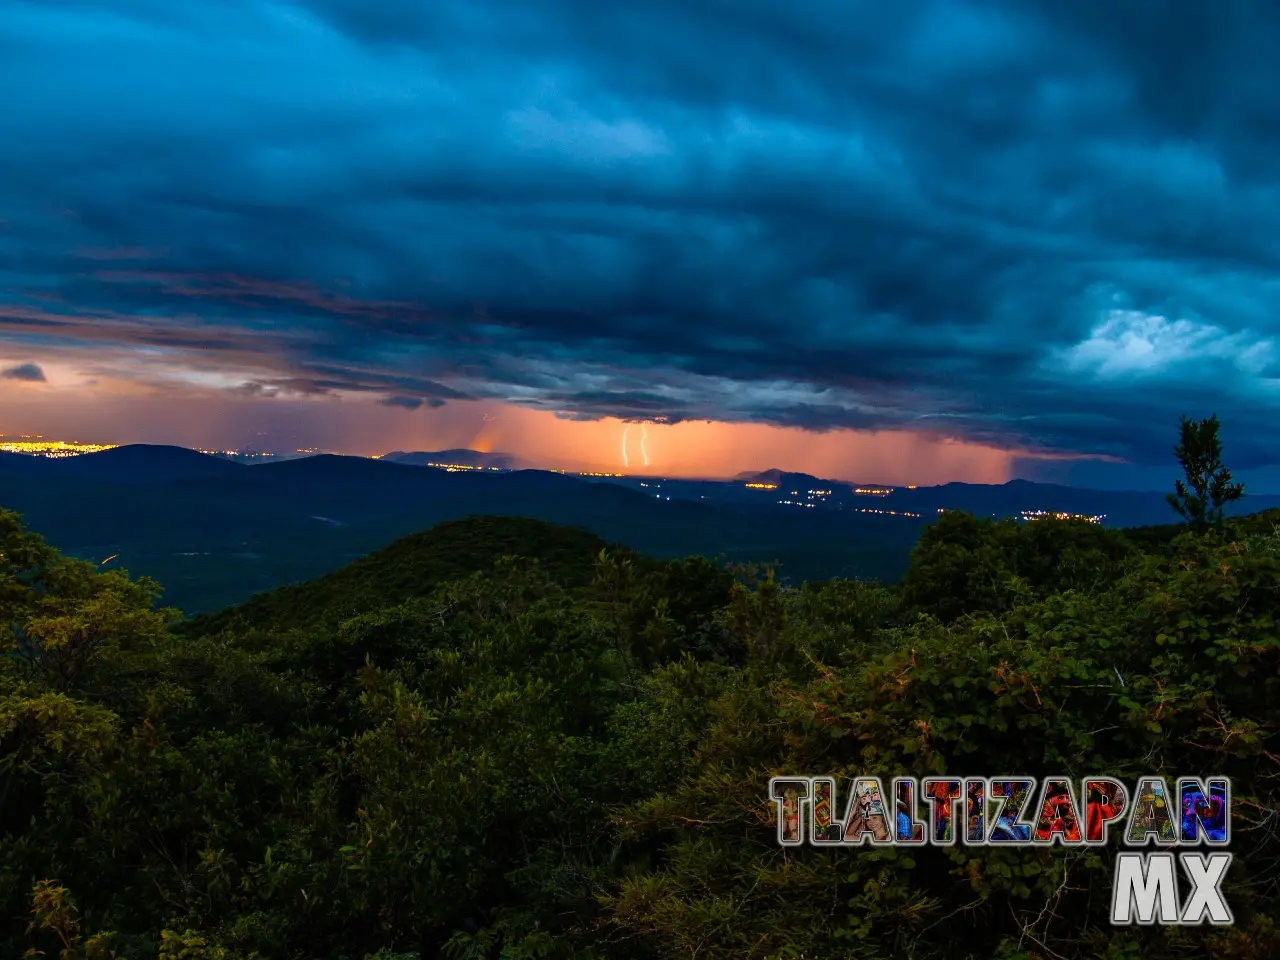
[621,424,631,468]
[640,422,650,467]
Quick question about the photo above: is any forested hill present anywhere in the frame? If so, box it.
[180,516,641,636]
[3,503,1279,959]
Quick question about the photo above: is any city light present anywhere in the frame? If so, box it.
[1020,509,1105,524]
[421,462,504,473]
[200,449,278,460]
[0,435,116,457]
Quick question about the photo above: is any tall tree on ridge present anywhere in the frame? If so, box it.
[1167,414,1244,532]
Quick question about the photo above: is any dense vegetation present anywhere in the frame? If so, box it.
[3,422,1278,959]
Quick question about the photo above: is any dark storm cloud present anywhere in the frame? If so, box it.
[3,0,1280,465]
[378,395,425,409]
[1,362,46,382]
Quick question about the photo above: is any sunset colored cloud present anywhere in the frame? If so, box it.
[3,0,1278,489]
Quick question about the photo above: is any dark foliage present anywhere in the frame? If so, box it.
[898,509,1135,622]
[179,516,632,637]
[1168,414,1246,531]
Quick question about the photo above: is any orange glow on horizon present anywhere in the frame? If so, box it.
[0,375,1064,485]
[463,410,1016,485]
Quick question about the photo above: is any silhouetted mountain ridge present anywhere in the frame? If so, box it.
[734,468,831,488]
[0,443,246,483]
[5,444,1280,615]
[7,446,1278,523]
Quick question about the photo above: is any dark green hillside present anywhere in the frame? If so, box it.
[181,515,634,636]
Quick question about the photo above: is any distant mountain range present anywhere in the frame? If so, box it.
[3,444,1277,615]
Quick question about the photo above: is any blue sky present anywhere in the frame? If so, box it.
[1,1,1278,489]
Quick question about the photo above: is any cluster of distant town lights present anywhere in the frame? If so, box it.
[197,448,322,458]
[0,435,117,457]
[0,436,1104,525]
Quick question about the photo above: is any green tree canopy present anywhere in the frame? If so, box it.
[1168,413,1245,531]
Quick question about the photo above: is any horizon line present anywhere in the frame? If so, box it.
[7,439,1258,497]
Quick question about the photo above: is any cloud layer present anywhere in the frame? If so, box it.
[2,362,46,382]
[3,0,1279,473]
